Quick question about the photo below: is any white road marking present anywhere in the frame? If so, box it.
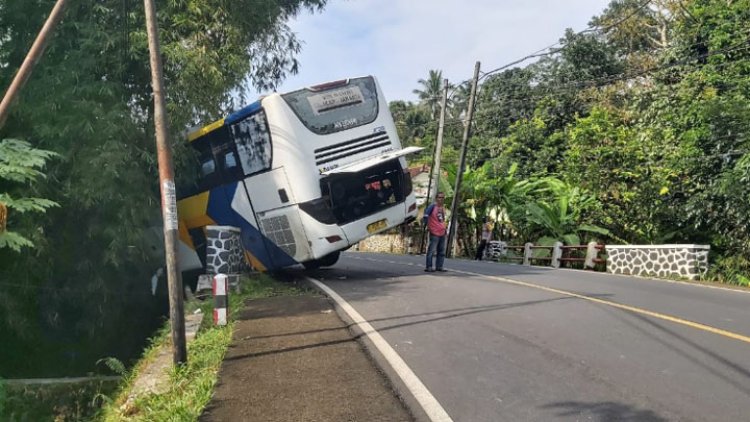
[347,254,750,345]
[304,276,454,422]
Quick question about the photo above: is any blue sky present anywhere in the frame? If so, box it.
[253,0,613,103]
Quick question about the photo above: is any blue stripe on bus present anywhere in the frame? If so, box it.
[205,183,298,270]
[225,101,262,125]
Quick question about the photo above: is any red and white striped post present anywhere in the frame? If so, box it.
[213,274,229,326]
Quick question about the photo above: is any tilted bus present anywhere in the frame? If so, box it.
[177,76,422,272]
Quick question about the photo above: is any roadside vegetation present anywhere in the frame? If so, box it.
[0,274,307,421]
[0,0,328,389]
[95,274,308,422]
[395,0,750,287]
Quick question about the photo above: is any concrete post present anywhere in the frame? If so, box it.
[552,242,563,268]
[584,241,599,269]
[213,274,229,326]
[523,242,533,266]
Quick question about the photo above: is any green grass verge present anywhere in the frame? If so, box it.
[0,378,118,422]
[93,273,309,421]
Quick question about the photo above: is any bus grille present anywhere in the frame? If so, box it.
[260,215,296,257]
[314,132,391,166]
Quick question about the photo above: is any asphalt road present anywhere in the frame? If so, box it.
[291,251,750,422]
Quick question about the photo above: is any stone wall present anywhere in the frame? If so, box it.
[606,244,710,280]
[356,233,413,254]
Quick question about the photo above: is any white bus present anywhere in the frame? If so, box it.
[177,76,421,271]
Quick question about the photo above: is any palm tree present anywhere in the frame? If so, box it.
[412,70,453,120]
[449,81,472,120]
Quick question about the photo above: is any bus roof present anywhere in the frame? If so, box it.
[186,99,263,142]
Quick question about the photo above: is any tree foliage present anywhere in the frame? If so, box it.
[0,0,328,376]
[407,0,750,284]
[0,139,59,251]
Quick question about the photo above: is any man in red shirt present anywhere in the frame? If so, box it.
[422,192,447,272]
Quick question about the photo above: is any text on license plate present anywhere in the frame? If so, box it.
[367,219,388,234]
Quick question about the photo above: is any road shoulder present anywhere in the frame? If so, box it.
[200,294,413,421]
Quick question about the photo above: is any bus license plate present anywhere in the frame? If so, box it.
[367,219,388,234]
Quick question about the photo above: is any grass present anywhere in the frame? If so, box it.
[0,378,118,422]
[44,273,308,422]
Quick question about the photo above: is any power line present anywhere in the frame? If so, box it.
[477,0,655,82]
[411,0,657,104]
[394,38,750,136]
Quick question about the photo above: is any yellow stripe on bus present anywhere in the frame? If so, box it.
[178,220,195,250]
[187,118,225,142]
[244,251,267,272]
[177,191,212,229]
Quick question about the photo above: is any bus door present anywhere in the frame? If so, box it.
[191,127,274,271]
[227,109,308,269]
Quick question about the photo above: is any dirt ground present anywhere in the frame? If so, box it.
[200,294,413,421]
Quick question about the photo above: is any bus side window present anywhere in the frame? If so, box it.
[218,149,244,182]
[230,110,272,176]
[195,141,222,192]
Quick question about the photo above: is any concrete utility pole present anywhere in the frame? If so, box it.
[446,61,480,258]
[428,79,450,205]
[420,79,451,254]
[143,0,187,364]
[0,0,69,129]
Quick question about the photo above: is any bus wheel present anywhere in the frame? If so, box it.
[302,259,322,270]
[319,251,340,267]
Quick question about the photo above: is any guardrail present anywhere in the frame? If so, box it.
[486,241,606,270]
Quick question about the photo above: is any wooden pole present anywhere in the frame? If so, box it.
[143,0,187,364]
[0,0,69,129]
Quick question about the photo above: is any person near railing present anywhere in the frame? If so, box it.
[475,220,492,261]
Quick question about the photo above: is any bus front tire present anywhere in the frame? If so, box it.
[319,251,340,266]
[302,251,340,270]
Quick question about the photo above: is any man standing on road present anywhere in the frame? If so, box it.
[423,192,447,272]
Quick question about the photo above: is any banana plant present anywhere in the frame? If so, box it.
[524,177,610,245]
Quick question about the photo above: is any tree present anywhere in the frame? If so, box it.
[0,0,329,377]
[0,139,58,251]
[412,69,453,120]
[522,177,610,245]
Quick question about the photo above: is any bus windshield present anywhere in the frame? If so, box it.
[281,76,379,135]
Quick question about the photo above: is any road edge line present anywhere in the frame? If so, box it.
[304,276,454,422]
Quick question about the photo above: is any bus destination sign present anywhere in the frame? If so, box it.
[307,86,364,115]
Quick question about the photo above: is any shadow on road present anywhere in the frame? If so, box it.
[541,401,667,421]
[609,307,750,395]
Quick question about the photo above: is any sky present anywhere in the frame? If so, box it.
[253,0,613,103]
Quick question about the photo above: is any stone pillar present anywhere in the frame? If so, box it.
[523,242,533,266]
[205,225,243,290]
[584,241,599,269]
[551,242,563,268]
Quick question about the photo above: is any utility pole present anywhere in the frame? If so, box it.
[143,0,187,364]
[428,79,449,205]
[0,0,69,129]
[420,79,450,254]
[446,61,480,258]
